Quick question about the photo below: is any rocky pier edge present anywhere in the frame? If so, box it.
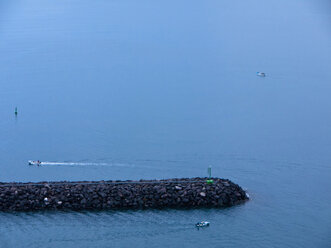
[0,178,249,211]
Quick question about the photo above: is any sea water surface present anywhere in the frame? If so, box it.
[0,0,331,247]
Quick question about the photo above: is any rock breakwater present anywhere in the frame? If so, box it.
[0,178,248,211]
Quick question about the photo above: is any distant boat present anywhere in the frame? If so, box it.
[257,72,266,77]
[195,221,210,228]
[28,160,41,166]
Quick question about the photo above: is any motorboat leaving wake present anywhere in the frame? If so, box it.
[28,160,41,166]
[27,161,135,167]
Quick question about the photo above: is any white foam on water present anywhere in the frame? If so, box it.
[37,162,135,167]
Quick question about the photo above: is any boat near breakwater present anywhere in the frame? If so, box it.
[0,178,248,211]
[195,221,210,228]
[28,160,41,166]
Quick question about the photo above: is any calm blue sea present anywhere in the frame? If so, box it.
[0,0,330,247]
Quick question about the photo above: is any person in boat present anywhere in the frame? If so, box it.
[195,221,209,227]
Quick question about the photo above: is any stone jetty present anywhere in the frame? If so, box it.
[0,178,248,211]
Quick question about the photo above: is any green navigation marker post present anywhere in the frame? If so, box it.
[208,166,211,178]
[206,166,214,184]
[15,107,18,115]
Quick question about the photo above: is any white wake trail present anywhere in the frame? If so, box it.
[39,162,135,167]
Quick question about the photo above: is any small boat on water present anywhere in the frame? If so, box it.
[195,221,210,228]
[257,72,266,77]
[28,160,41,166]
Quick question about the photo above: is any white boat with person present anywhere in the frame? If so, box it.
[28,160,42,166]
[195,221,210,228]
